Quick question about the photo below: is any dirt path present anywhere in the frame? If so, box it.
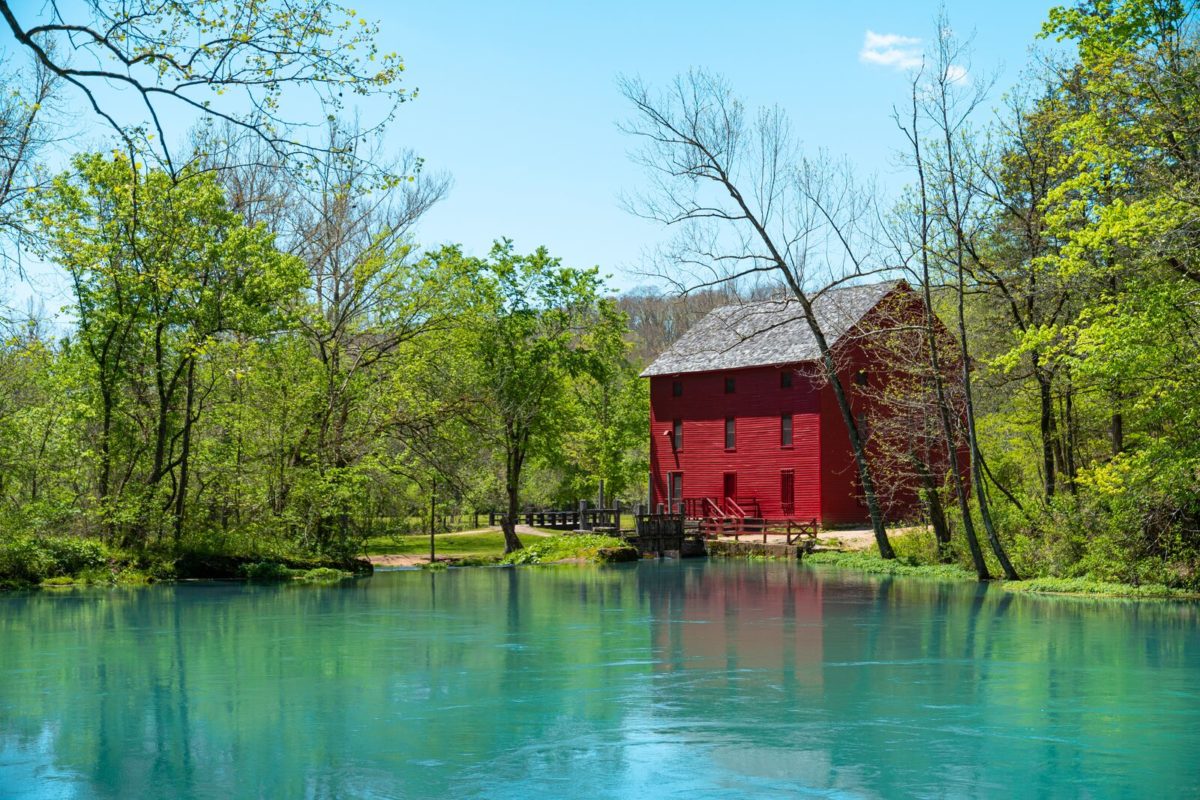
[713,526,924,551]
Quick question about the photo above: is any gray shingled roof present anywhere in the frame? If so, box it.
[640,280,904,377]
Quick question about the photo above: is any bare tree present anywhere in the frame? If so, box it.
[620,70,897,557]
[889,20,1019,579]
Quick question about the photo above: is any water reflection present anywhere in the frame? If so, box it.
[0,563,1197,799]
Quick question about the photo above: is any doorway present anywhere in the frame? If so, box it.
[723,472,737,513]
[668,472,683,514]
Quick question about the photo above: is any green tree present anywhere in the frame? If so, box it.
[31,152,304,545]
[468,241,613,553]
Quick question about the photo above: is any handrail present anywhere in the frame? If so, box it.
[725,497,746,518]
[706,497,723,518]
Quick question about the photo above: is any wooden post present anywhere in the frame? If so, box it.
[429,478,437,565]
[614,500,622,533]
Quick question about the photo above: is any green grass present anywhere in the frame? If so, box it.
[501,534,637,565]
[805,550,976,580]
[361,532,509,559]
[1000,576,1195,599]
[806,548,1198,600]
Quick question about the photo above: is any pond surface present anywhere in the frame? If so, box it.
[1,561,1198,799]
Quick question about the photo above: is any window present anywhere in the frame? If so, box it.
[672,419,683,451]
[672,380,683,397]
[781,470,795,515]
[724,377,736,394]
[781,413,793,447]
[725,417,736,449]
[780,371,793,388]
[854,370,869,387]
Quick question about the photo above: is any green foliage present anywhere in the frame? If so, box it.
[0,535,110,587]
[500,534,633,565]
[297,567,353,582]
[238,562,295,582]
[805,550,975,580]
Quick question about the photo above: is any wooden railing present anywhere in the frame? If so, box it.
[735,497,761,517]
[698,517,819,544]
[488,504,626,532]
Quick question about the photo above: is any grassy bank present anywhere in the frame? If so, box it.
[0,534,371,591]
[500,533,637,565]
[804,531,1196,600]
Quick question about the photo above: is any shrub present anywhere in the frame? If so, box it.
[500,534,632,565]
[298,567,352,582]
[0,535,110,586]
[40,537,108,574]
[238,561,294,581]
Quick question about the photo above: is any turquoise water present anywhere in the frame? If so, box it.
[1,561,1198,799]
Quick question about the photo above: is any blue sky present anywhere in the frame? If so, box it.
[6,0,1065,310]
[376,0,1063,291]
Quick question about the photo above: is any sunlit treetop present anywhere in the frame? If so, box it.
[0,0,407,174]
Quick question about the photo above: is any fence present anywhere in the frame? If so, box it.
[487,502,627,532]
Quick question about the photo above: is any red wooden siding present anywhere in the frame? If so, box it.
[818,366,869,525]
[649,365,821,520]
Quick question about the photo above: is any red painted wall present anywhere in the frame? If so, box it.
[649,365,821,521]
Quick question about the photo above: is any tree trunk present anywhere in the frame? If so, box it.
[1035,363,1056,500]
[824,357,894,558]
[172,357,196,544]
[501,439,525,554]
[1111,408,1124,457]
[960,305,1020,580]
[913,453,952,562]
[98,381,115,541]
[1064,383,1078,492]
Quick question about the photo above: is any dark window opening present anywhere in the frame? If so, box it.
[672,419,683,451]
[781,413,793,447]
[724,377,736,394]
[672,380,683,397]
[725,417,736,449]
[780,371,793,388]
[854,370,869,387]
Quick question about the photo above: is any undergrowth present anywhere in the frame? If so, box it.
[501,534,635,565]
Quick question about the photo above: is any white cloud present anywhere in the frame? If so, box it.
[944,64,969,84]
[859,30,923,71]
